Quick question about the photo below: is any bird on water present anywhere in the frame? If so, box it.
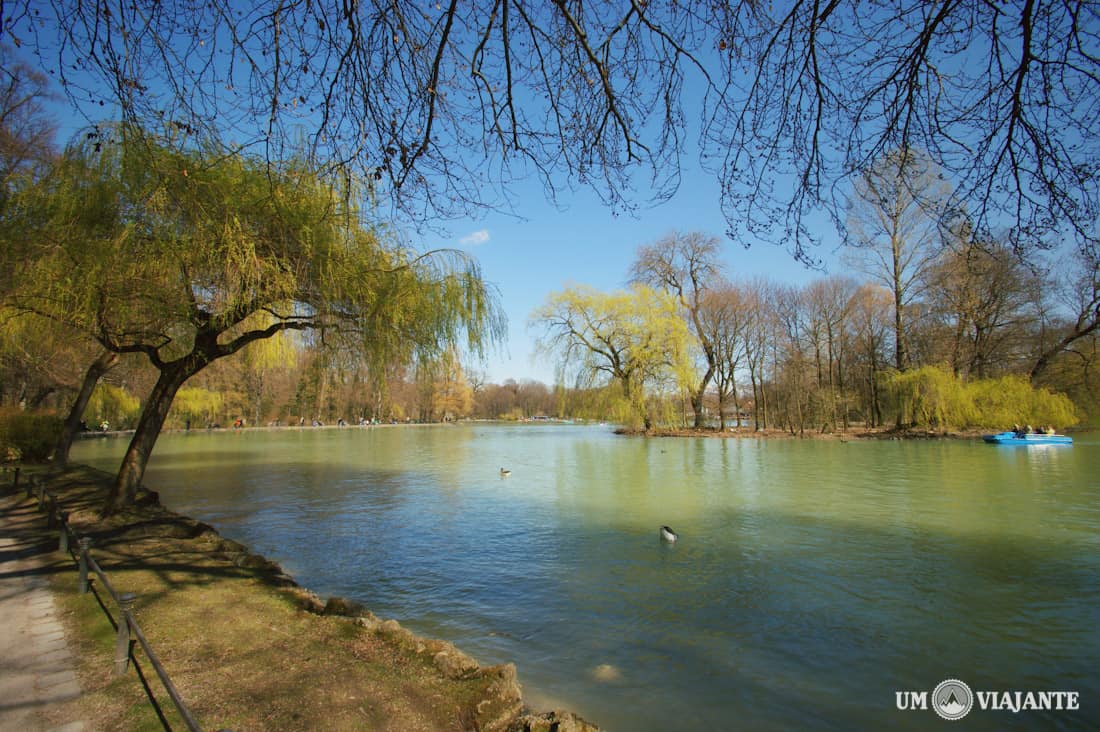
[500,467,512,477]
[660,525,678,542]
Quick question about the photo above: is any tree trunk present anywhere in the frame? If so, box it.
[732,386,742,432]
[716,385,727,431]
[691,366,713,429]
[53,351,119,466]
[27,386,56,408]
[691,387,707,429]
[749,371,760,431]
[871,359,883,427]
[106,362,192,513]
[1029,317,1100,381]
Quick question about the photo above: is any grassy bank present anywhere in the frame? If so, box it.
[15,465,596,731]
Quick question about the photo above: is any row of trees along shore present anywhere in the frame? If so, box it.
[4,216,1090,445]
[529,226,1088,434]
[3,3,1100,512]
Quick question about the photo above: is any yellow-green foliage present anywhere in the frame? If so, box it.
[500,407,526,421]
[558,384,630,425]
[968,375,1078,429]
[882,366,1078,429]
[647,394,686,430]
[86,384,142,429]
[0,409,63,461]
[171,387,225,426]
[884,366,973,427]
[531,284,694,429]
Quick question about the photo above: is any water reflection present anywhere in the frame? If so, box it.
[72,425,1100,731]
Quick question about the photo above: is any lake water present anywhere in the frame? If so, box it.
[72,424,1100,730]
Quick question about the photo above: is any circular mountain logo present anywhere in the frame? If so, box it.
[932,679,974,720]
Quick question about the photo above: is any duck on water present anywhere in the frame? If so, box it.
[660,525,678,542]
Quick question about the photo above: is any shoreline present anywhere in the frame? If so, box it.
[14,464,598,731]
[616,425,994,440]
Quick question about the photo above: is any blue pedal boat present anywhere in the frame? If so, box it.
[983,431,1072,445]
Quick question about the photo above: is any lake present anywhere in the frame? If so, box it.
[72,424,1100,730]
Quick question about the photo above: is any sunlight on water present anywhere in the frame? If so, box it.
[73,425,1100,730]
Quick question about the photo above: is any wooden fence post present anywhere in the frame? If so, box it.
[115,593,136,676]
[78,538,92,593]
[11,467,18,493]
[58,512,70,554]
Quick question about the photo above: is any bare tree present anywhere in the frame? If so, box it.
[7,3,1096,260]
[846,284,893,427]
[0,45,56,186]
[843,148,947,370]
[804,276,858,430]
[697,282,751,431]
[631,231,723,429]
[709,1,1100,262]
[742,278,776,431]
[6,1,717,224]
[1030,247,1100,380]
[926,230,1038,378]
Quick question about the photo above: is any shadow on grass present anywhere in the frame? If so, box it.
[37,465,301,600]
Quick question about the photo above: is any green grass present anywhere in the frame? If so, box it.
[31,465,531,732]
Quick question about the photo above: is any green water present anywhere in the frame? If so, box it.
[72,424,1100,730]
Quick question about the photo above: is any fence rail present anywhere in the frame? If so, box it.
[18,471,212,732]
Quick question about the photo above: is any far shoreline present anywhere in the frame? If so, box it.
[77,420,1087,443]
[613,425,1066,441]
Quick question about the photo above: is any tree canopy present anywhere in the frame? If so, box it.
[531,284,692,430]
[3,124,504,508]
[6,2,1098,259]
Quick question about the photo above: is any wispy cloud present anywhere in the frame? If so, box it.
[459,229,490,247]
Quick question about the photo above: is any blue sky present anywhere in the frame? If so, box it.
[437,166,840,385]
[13,5,1093,390]
[19,31,839,389]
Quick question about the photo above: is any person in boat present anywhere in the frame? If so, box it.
[1013,423,1024,437]
[1045,425,1056,435]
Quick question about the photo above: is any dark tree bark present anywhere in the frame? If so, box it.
[107,354,202,512]
[53,350,118,466]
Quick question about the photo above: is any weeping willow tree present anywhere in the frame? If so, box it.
[881,366,1077,430]
[8,124,504,512]
[225,319,299,426]
[85,382,142,429]
[531,285,693,431]
[170,387,225,428]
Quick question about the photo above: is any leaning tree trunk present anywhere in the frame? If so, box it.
[105,361,192,513]
[53,351,118,466]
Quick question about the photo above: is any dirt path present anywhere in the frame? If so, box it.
[0,484,85,731]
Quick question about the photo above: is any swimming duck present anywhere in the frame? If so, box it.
[499,467,512,477]
[659,525,678,542]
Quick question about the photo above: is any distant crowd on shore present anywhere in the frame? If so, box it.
[81,415,426,435]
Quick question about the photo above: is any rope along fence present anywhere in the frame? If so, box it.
[11,468,220,732]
